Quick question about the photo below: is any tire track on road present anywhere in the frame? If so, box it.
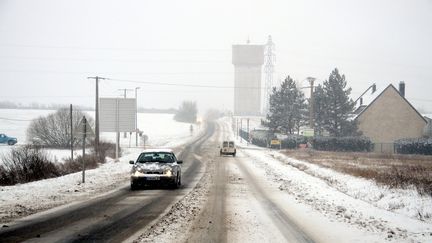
[185,122,227,243]
[234,155,315,243]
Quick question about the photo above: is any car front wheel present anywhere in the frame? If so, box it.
[172,175,181,189]
[131,181,138,190]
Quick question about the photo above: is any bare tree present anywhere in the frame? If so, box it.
[174,101,197,123]
[27,108,93,148]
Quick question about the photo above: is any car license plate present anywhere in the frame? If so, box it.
[147,177,160,181]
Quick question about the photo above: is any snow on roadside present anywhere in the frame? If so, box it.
[269,151,432,223]
[0,157,131,223]
[241,147,432,242]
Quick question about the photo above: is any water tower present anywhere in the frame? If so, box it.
[232,44,264,116]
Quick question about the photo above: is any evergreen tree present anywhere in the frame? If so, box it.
[321,68,358,136]
[264,86,283,133]
[264,76,307,135]
[312,84,326,136]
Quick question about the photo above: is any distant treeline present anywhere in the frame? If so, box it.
[138,107,177,114]
[0,101,92,111]
[0,101,177,114]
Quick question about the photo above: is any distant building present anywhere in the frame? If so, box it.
[355,82,428,153]
[423,116,432,137]
[232,44,264,116]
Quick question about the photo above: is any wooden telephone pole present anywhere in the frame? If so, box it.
[87,76,106,158]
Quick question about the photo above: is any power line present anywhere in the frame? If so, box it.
[0,43,230,52]
[0,95,91,98]
[0,55,229,63]
[0,69,265,76]
[0,117,32,121]
[107,78,266,90]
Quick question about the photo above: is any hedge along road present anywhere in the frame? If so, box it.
[0,122,216,243]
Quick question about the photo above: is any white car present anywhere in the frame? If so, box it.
[129,149,182,190]
[220,141,236,157]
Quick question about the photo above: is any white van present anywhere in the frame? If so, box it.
[220,141,236,156]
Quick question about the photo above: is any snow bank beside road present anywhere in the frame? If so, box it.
[241,148,432,242]
[0,156,131,223]
[270,151,432,223]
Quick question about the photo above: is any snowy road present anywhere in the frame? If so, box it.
[182,122,314,243]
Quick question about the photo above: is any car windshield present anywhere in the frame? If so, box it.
[223,141,228,147]
[229,142,234,147]
[136,152,175,163]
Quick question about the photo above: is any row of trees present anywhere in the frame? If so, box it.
[264,68,359,137]
[0,101,93,110]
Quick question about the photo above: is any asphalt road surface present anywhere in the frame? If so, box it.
[183,122,314,243]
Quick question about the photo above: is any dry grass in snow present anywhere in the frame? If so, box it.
[283,149,432,196]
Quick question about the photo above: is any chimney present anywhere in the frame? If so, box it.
[399,81,405,97]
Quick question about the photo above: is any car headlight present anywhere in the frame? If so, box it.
[164,168,173,177]
[133,171,145,176]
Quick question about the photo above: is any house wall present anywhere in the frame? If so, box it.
[357,86,427,148]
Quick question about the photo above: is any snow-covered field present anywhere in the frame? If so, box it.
[0,109,197,163]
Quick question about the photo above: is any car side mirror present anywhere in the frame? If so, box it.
[177,160,183,164]
[129,160,135,164]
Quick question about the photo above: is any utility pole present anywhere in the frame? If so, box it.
[82,116,87,183]
[236,118,239,140]
[135,87,140,147]
[247,118,250,145]
[87,76,106,159]
[70,104,73,161]
[306,77,316,129]
[240,118,243,143]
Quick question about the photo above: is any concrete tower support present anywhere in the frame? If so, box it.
[232,45,264,116]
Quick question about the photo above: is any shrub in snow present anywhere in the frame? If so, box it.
[280,135,307,149]
[240,129,307,149]
[27,107,94,148]
[90,139,120,162]
[0,145,60,185]
[240,129,268,147]
[174,101,197,123]
[59,154,99,174]
[312,136,373,152]
[394,138,432,155]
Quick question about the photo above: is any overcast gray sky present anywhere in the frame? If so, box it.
[1,0,432,112]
